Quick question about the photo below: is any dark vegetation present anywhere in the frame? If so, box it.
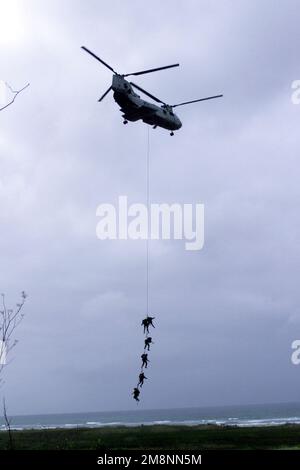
[0,424,300,450]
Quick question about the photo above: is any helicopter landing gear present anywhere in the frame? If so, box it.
[170,131,174,136]
[123,120,128,125]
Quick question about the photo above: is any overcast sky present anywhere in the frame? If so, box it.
[1,0,300,415]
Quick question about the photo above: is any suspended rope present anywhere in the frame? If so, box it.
[132,127,155,404]
[146,126,150,316]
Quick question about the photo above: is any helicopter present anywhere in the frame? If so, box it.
[82,46,223,135]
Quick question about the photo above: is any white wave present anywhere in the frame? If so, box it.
[150,420,172,425]
[2,414,300,430]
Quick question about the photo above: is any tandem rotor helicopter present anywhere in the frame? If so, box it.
[82,46,223,135]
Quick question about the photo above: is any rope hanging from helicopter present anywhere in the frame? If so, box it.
[131,128,156,404]
[146,126,150,317]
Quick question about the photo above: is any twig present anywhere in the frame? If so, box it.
[0,83,30,112]
[0,291,27,384]
[3,398,13,450]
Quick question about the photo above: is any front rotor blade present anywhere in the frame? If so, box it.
[130,82,165,104]
[172,94,223,108]
[98,86,112,102]
[81,46,116,73]
[125,63,179,77]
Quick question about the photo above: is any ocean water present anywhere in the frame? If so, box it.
[1,403,300,431]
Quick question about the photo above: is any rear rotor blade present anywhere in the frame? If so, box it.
[130,82,165,104]
[124,63,179,77]
[81,46,117,74]
[98,86,112,102]
[172,94,223,108]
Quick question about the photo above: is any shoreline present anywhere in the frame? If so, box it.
[0,421,300,433]
[2,419,300,432]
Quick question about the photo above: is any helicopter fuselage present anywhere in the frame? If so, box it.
[111,75,182,131]
[82,45,222,134]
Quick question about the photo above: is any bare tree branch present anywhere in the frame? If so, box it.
[0,293,27,450]
[0,83,30,112]
[0,291,27,384]
[3,397,13,450]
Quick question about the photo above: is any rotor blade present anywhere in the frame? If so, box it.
[130,82,166,104]
[172,94,223,108]
[81,46,116,73]
[124,63,179,77]
[98,86,112,102]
